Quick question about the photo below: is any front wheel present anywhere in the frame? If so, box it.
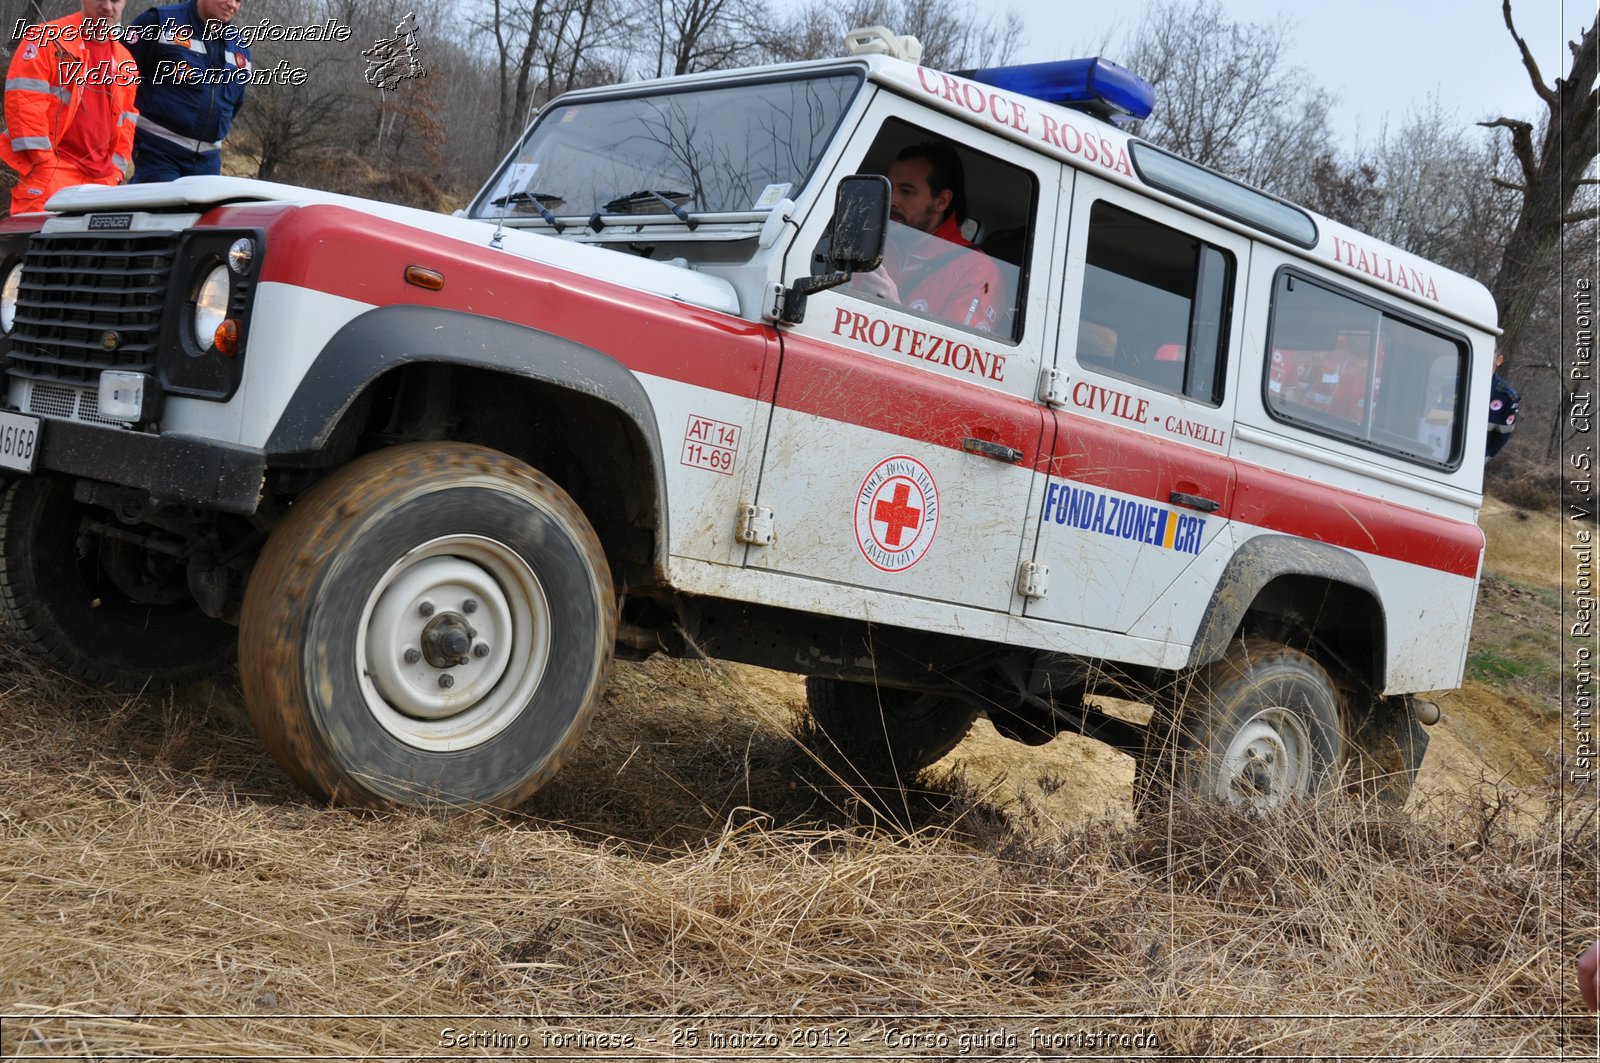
[1140,638,1343,811]
[0,475,236,690]
[238,443,615,810]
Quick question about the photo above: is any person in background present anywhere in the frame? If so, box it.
[124,0,248,180]
[852,141,1004,334]
[1,0,139,214]
[1487,350,1520,459]
[1578,940,1599,1009]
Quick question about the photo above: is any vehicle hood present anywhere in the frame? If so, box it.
[45,177,743,316]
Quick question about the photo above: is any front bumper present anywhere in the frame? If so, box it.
[29,415,265,514]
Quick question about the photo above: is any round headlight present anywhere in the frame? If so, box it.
[0,262,23,334]
[192,265,230,350]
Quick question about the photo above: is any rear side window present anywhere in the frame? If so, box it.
[1265,271,1467,467]
[1073,201,1233,403]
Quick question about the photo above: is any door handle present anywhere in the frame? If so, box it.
[1169,490,1221,513]
[962,437,1024,464]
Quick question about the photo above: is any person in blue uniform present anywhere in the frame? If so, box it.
[124,0,249,181]
[1486,351,1520,460]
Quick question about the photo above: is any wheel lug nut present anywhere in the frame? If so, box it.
[418,601,435,618]
[403,648,421,664]
[462,599,478,614]
[473,642,490,658]
[439,674,454,689]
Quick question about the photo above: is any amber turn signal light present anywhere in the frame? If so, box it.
[213,318,240,356]
[404,265,445,291]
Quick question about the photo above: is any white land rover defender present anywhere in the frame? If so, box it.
[0,29,1489,810]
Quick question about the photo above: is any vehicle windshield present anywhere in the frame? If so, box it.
[470,73,862,222]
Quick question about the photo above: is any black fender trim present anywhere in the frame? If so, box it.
[37,417,265,514]
[263,304,668,549]
[1186,533,1384,673]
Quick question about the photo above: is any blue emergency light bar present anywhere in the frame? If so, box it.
[962,58,1155,123]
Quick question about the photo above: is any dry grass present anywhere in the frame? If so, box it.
[0,497,1594,1058]
[0,647,1594,1059]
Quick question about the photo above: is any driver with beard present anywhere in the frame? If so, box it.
[851,141,1005,335]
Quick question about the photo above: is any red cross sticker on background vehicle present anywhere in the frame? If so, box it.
[854,456,940,572]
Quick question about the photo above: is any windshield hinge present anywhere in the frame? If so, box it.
[763,283,787,323]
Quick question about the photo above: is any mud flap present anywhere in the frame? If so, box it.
[1346,693,1430,806]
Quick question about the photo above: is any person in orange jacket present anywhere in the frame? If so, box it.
[1,0,138,214]
[851,141,1006,335]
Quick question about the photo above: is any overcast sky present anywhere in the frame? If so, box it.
[1003,0,1595,149]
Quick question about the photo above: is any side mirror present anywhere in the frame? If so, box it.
[779,174,891,324]
[828,174,889,273]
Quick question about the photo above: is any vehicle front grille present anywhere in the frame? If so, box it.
[6,231,178,388]
[23,380,126,427]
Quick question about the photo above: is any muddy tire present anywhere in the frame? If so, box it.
[803,676,976,780]
[0,475,235,690]
[1140,638,1343,810]
[238,443,614,810]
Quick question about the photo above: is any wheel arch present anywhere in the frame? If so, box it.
[1186,534,1387,689]
[263,305,669,579]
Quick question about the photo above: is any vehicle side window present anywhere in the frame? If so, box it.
[1073,201,1233,403]
[826,117,1036,342]
[1265,271,1467,467]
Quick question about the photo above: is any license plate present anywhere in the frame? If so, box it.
[0,410,41,473]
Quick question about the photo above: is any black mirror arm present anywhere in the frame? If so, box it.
[779,271,850,324]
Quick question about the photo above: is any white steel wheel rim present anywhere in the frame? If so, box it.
[357,534,551,752]
[1216,707,1312,807]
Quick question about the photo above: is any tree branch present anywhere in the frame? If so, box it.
[1479,116,1539,184]
[1503,0,1558,105]
[1562,206,1600,226]
[1491,177,1528,192]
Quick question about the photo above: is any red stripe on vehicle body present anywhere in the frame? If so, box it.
[221,204,775,400]
[1231,461,1483,578]
[213,203,1483,581]
[772,331,1045,465]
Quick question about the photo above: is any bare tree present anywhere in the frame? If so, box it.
[231,0,378,180]
[1359,99,1519,283]
[1480,0,1599,363]
[1116,0,1334,202]
[1298,152,1382,233]
[0,0,51,45]
[647,0,771,78]
[479,0,627,155]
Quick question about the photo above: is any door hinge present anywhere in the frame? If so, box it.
[736,503,774,545]
[1038,367,1069,408]
[1017,560,1049,600]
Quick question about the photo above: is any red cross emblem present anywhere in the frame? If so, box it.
[872,482,921,547]
[854,456,939,573]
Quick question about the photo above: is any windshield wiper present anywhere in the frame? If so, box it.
[592,189,700,231]
[489,189,568,232]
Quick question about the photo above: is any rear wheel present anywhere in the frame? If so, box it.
[238,443,614,810]
[1140,638,1343,811]
[803,676,976,781]
[0,475,235,689]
